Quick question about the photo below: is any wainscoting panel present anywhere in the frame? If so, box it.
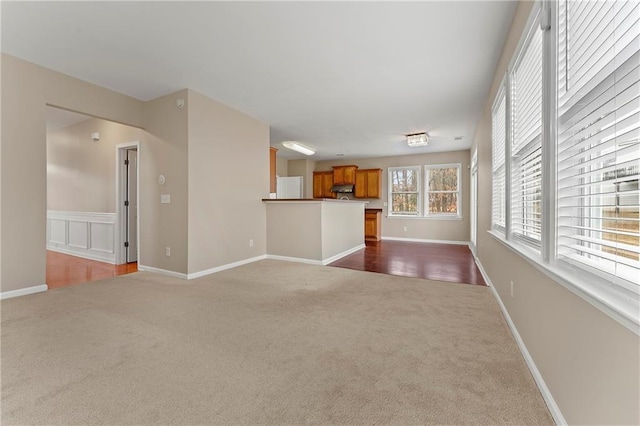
[90,222,115,253]
[49,219,67,245]
[68,221,89,249]
[47,211,117,264]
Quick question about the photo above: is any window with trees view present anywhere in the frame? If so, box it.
[426,164,461,216]
[388,164,461,218]
[389,167,420,216]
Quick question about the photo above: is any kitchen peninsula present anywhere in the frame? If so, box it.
[262,198,367,265]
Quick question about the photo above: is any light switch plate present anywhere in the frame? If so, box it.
[160,194,171,204]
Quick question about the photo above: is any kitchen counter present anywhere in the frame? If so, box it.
[262,198,367,203]
[263,199,366,264]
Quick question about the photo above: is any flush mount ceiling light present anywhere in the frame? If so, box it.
[406,132,429,147]
[282,141,315,156]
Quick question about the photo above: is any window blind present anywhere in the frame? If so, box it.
[492,91,507,230]
[557,0,640,288]
[511,24,543,245]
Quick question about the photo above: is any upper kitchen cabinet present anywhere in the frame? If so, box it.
[313,171,336,198]
[269,147,278,193]
[355,168,382,199]
[332,165,358,185]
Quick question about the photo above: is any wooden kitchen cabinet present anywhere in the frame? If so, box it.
[355,168,382,199]
[364,209,382,241]
[269,147,278,193]
[332,165,358,185]
[313,171,336,198]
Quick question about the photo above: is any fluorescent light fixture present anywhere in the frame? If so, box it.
[406,133,429,147]
[282,141,315,156]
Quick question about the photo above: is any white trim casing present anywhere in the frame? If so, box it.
[267,244,366,266]
[266,255,324,266]
[321,244,366,265]
[115,141,141,266]
[137,265,188,279]
[472,252,567,426]
[188,255,268,279]
[1,284,48,300]
[382,237,469,246]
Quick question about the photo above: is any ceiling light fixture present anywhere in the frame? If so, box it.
[406,132,429,147]
[282,141,315,156]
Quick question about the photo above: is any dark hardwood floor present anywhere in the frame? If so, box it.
[46,250,138,289]
[329,240,486,286]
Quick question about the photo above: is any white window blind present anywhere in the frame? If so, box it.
[511,24,543,246]
[557,0,640,288]
[492,90,507,230]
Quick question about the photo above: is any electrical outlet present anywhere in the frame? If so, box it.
[249,239,254,247]
[510,281,514,297]
[166,247,171,257]
[403,226,407,232]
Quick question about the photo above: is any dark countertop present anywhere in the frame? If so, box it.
[262,198,368,203]
[365,208,383,213]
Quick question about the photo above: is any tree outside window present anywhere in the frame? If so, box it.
[389,167,420,216]
[426,165,460,216]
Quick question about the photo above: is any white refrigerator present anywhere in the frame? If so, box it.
[276,176,304,199]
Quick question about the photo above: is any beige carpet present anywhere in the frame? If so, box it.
[1,260,552,425]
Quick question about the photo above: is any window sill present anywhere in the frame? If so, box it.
[487,230,640,335]
[387,215,463,221]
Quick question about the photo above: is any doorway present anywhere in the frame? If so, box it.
[45,107,142,288]
[116,142,140,265]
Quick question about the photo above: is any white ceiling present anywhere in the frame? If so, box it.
[2,1,517,160]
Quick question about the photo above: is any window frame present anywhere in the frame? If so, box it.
[388,166,422,217]
[487,0,640,335]
[509,12,544,250]
[491,80,508,234]
[424,163,462,218]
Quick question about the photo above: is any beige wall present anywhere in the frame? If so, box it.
[1,54,144,292]
[320,202,364,260]
[47,117,143,213]
[472,2,639,424]
[287,159,316,198]
[187,90,269,274]
[316,150,471,243]
[276,156,288,177]
[265,201,364,262]
[1,53,271,289]
[266,202,322,260]
[141,90,190,274]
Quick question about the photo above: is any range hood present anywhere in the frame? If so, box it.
[331,184,354,193]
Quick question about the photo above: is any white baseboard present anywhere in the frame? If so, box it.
[1,284,48,300]
[266,254,323,266]
[473,254,566,426]
[47,245,116,265]
[187,255,267,279]
[321,244,366,265]
[137,265,188,279]
[382,236,469,246]
[266,244,365,267]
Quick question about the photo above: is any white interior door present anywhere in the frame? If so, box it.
[126,149,138,263]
